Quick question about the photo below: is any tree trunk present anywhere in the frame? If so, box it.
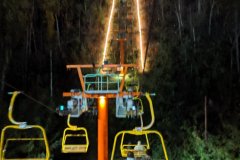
[208,0,215,35]
[197,0,201,15]
[1,50,11,97]
[55,14,61,49]
[161,0,165,21]
[204,96,208,142]
[50,50,53,101]
[79,11,81,41]
[189,8,196,47]
[175,0,183,38]
[235,9,239,73]
[236,32,239,73]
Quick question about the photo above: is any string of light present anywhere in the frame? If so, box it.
[102,0,116,64]
[102,0,144,71]
[136,0,144,71]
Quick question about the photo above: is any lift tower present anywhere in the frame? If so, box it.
[62,0,145,159]
[63,64,140,160]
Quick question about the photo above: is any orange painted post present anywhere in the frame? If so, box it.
[98,96,108,160]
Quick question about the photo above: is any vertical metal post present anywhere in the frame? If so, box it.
[98,96,108,160]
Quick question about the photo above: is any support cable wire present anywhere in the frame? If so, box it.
[2,81,57,114]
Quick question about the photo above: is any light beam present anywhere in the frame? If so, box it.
[102,0,116,64]
[136,0,144,71]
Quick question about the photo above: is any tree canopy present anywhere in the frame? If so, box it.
[0,0,239,159]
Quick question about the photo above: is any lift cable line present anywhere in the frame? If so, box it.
[2,81,57,114]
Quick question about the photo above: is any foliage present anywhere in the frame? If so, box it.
[0,0,239,159]
[169,124,240,160]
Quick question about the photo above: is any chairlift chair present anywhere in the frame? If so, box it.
[0,91,50,160]
[61,115,89,153]
[112,93,169,160]
[111,129,168,160]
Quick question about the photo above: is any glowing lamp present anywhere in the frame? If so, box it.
[99,96,106,109]
[59,105,64,111]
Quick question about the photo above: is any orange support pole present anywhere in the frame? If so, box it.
[98,96,108,160]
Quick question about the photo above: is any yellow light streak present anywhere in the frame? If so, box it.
[136,0,144,71]
[102,0,116,64]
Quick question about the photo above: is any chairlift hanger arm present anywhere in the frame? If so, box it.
[8,91,27,126]
[135,93,155,131]
[67,114,77,129]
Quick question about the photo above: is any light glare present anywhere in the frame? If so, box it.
[99,96,106,109]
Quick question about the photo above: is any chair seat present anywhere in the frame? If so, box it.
[3,158,46,160]
[62,144,87,153]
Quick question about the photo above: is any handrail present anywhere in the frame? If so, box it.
[84,73,121,94]
[8,91,27,126]
[135,93,155,131]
